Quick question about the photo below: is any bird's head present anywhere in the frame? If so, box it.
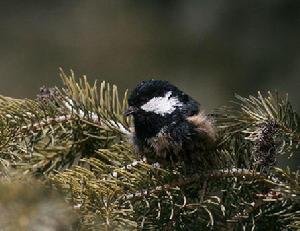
[126,80,184,116]
[125,80,200,138]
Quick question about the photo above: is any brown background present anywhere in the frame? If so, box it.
[0,1,299,111]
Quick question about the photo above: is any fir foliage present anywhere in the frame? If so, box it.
[0,70,299,230]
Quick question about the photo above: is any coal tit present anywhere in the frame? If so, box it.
[125,80,216,170]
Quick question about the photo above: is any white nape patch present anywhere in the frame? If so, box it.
[141,91,182,116]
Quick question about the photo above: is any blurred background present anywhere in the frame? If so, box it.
[0,1,299,225]
[0,1,299,112]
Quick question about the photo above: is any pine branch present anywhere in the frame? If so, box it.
[216,91,300,170]
[0,71,298,230]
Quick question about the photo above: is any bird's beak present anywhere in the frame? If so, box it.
[124,106,138,116]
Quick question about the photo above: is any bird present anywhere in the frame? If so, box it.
[125,80,216,172]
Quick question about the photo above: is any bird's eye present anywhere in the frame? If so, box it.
[138,96,148,103]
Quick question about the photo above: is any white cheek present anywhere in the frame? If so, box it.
[141,91,183,116]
